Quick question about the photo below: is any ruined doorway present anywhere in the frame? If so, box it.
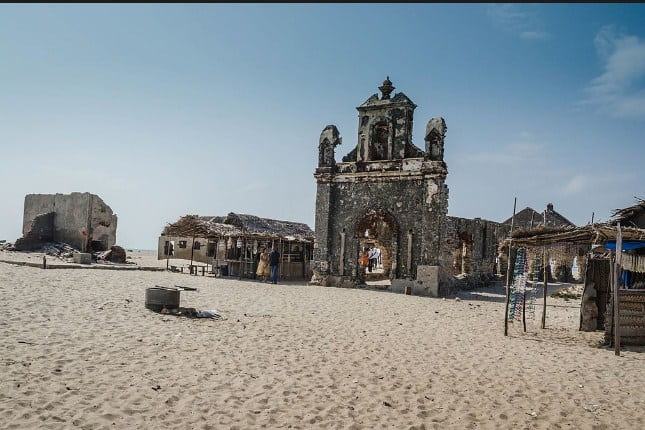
[355,210,398,287]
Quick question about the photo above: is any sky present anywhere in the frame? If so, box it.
[1,4,644,250]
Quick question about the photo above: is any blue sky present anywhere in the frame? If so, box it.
[1,4,644,249]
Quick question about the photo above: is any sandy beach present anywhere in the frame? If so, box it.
[0,252,643,429]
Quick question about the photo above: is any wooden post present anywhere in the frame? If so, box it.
[279,238,283,281]
[590,212,595,225]
[238,236,243,280]
[339,231,346,276]
[542,246,548,329]
[190,231,196,270]
[504,197,517,336]
[43,255,47,269]
[522,286,527,332]
[614,223,622,356]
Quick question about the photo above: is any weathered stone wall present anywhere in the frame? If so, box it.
[444,216,510,276]
[22,193,117,251]
[319,171,447,284]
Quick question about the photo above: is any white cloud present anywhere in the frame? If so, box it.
[486,4,550,40]
[464,141,543,165]
[583,25,645,118]
[562,175,588,195]
[559,171,636,198]
[520,31,550,41]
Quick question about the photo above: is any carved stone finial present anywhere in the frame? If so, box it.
[379,76,395,100]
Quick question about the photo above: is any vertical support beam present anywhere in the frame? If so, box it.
[614,223,622,356]
[190,231,196,270]
[279,238,283,281]
[339,231,346,276]
[542,246,548,329]
[504,197,517,337]
[522,284,527,332]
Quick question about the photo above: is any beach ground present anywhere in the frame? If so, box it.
[0,252,643,429]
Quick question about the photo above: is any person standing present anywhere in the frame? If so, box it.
[269,247,280,284]
[367,246,375,273]
[372,247,381,270]
[256,247,270,283]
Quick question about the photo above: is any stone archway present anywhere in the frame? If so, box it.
[354,209,399,284]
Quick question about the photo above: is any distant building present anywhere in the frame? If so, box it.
[503,203,575,231]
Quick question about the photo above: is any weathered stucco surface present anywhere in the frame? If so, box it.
[21,193,117,251]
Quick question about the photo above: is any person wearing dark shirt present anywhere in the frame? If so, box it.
[269,247,280,284]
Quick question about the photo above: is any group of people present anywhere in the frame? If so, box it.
[359,245,381,273]
[256,247,280,284]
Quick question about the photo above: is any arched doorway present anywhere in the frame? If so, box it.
[354,209,398,286]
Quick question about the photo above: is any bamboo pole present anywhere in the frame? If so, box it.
[609,251,615,345]
[614,223,622,356]
[279,238,283,282]
[542,246,547,329]
[504,197,517,336]
[238,236,243,281]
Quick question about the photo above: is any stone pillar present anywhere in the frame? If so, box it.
[311,180,333,285]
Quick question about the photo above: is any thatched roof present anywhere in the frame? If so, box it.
[162,213,314,242]
[503,223,645,247]
[610,197,645,227]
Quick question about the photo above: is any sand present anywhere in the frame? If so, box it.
[0,252,643,429]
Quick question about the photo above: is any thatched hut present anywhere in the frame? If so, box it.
[158,213,314,281]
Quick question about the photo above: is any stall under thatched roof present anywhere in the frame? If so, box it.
[504,223,645,248]
[162,213,314,242]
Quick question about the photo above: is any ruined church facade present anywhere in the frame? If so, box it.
[311,78,451,296]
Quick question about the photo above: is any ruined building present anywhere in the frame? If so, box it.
[312,78,447,294]
[312,78,509,296]
[16,192,117,252]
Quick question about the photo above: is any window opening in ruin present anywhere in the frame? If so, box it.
[370,122,389,160]
[193,241,201,250]
[179,240,187,248]
[207,242,216,257]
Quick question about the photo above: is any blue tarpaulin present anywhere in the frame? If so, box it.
[604,241,645,251]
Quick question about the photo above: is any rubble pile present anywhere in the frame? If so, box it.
[96,245,128,264]
[41,242,79,260]
[451,272,499,291]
